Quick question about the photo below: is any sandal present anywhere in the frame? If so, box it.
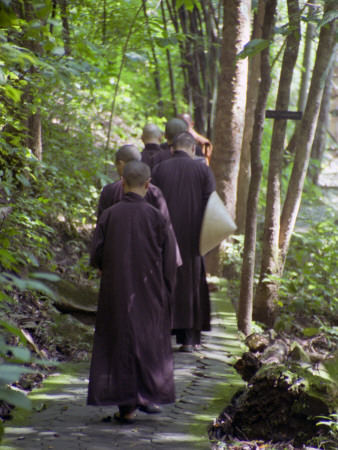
[138,403,162,414]
[113,411,136,424]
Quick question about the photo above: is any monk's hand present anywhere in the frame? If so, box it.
[97,269,102,277]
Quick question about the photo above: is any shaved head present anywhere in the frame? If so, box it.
[165,118,188,143]
[142,124,162,143]
[122,161,150,188]
[115,145,141,163]
[178,113,193,127]
[173,131,196,151]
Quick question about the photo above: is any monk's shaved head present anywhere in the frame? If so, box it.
[123,161,150,188]
[165,118,188,143]
[173,131,196,151]
[142,124,162,143]
[178,113,193,127]
[116,145,141,163]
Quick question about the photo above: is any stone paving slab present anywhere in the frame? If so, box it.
[2,293,245,450]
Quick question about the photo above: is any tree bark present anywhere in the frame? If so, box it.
[207,0,250,275]
[279,1,337,268]
[253,0,301,327]
[285,5,316,156]
[237,0,277,335]
[236,0,265,234]
[161,0,177,116]
[58,0,71,56]
[310,49,337,184]
[142,0,164,117]
[210,0,250,220]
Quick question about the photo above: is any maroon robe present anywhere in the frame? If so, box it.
[87,192,177,407]
[150,147,173,171]
[151,151,216,332]
[141,143,163,169]
[97,179,182,266]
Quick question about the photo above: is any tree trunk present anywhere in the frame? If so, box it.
[11,0,43,161]
[285,5,316,156]
[58,0,71,55]
[310,50,337,184]
[161,0,177,116]
[207,0,250,275]
[279,1,337,268]
[210,0,250,219]
[253,0,301,327]
[235,0,265,234]
[237,0,277,335]
[142,0,163,117]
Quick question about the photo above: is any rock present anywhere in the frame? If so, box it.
[210,361,337,447]
[289,342,311,362]
[51,279,98,314]
[234,352,262,381]
[46,313,94,356]
[245,333,270,352]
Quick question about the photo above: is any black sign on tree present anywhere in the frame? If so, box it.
[265,110,302,120]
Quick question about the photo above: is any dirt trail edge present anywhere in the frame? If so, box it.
[2,288,245,450]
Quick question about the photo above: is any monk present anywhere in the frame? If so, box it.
[140,123,163,169]
[178,113,213,165]
[98,145,170,223]
[88,161,177,424]
[97,144,182,267]
[152,132,216,352]
[151,118,188,169]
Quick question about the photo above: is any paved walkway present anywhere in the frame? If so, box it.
[2,290,245,450]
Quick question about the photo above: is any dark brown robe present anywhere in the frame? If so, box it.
[152,151,216,331]
[97,179,169,222]
[97,179,182,266]
[87,192,177,407]
[141,143,163,169]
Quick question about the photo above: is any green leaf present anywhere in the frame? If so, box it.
[5,346,31,363]
[236,39,269,60]
[0,386,31,410]
[51,47,65,56]
[30,272,60,282]
[303,327,320,337]
[4,84,23,103]
[176,0,199,11]
[0,364,34,384]
[125,51,147,62]
[0,321,28,345]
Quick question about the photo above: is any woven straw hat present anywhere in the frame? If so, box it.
[199,191,237,256]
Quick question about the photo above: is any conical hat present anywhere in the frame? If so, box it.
[199,191,237,256]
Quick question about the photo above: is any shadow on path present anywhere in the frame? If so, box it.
[2,289,245,450]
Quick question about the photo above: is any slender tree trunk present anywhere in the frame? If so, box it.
[310,49,337,184]
[279,1,337,269]
[286,5,316,155]
[207,0,250,275]
[11,0,43,161]
[58,0,71,55]
[236,0,265,234]
[253,0,301,327]
[142,0,163,116]
[161,0,177,116]
[210,0,250,219]
[102,0,106,45]
[237,0,277,335]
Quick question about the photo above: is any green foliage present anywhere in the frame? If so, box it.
[236,39,269,60]
[276,208,337,331]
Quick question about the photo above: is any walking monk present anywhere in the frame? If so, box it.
[88,161,177,424]
[152,132,216,352]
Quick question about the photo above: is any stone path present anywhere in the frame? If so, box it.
[2,290,245,450]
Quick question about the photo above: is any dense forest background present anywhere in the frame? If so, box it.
[0,0,337,444]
